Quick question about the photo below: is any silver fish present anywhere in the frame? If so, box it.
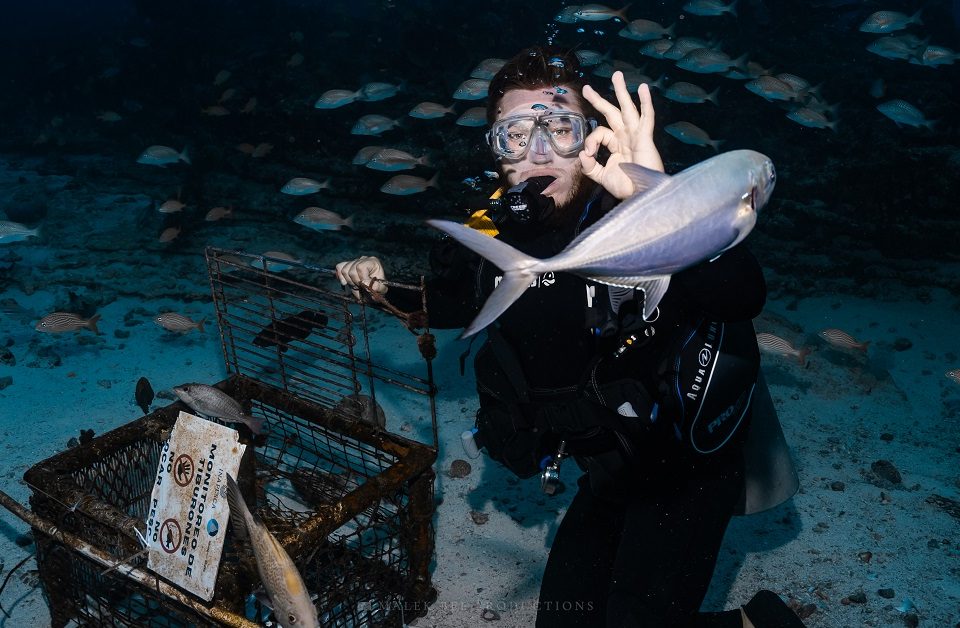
[293,207,354,231]
[380,173,439,196]
[173,383,264,434]
[0,221,40,244]
[427,150,776,337]
[225,474,319,628]
[137,145,190,167]
[756,332,809,365]
[35,312,101,334]
[155,312,205,333]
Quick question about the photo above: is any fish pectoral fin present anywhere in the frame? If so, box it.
[590,275,671,320]
[225,474,250,540]
[618,163,672,196]
[254,588,275,611]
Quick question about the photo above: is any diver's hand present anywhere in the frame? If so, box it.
[579,71,664,200]
[335,256,388,298]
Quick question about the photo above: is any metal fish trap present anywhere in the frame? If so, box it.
[13,246,440,627]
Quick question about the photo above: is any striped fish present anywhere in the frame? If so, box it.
[756,332,809,366]
[946,369,960,385]
[819,328,870,352]
[155,312,205,333]
[35,312,101,334]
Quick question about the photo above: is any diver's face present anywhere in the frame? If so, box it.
[495,87,585,208]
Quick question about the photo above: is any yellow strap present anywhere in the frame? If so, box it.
[464,208,499,237]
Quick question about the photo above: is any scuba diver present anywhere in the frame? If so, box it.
[336,47,804,628]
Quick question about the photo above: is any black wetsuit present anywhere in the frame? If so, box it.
[398,190,766,627]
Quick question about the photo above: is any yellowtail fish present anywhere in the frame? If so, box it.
[664,121,724,152]
[351,145,385,165]
[683,0,737,16]
[619,18,674,41]
[819,328,869,352]
[225,474,319,628]
[663,81,720,105]
[786,107,837,132]
[640,39,675,59]
[380,173,439,196]
[137,145,190,167]
[574,3,632,22]
[281,177,331,195]
[456,107,488,127]
[676,48,746,74]
[756,333,809,366]
[313,89,359,109]
[470,57,506,80]
[96,111,122,122]
[159,226,181,243]
[946,369,960,385]
[36,312,101,334]
[859,10,922,34]
[213,69,231,86]
[350,114,401,136]
[293,207,354,231]
[0,221,40,244]
[876,100,936,129]
[452,78,490,100]
[366,148,431,172]
[745,75,798,102]
[866,36,922,61]
[357,81,402,102]
[173,384,265,435]
[913,45,959,67]
[155,312,205,333]
[205,206,233,221]
[158,199,186,213]
[408,102,455,119]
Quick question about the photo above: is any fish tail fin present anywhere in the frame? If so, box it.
[617,3,632,21]
[343,215,355,230]
[225,474,251,539]
[426,219,541,337]
[711,139,725,153]
[427,172,440,190]
[707,87,720,106]
[87,313,102,335]
[245,414,265,435]
[179,147,191,165]
[797,347,810,367]
[665,23,676,38]
[727,0,738,17]
[197,318,206,333]
[910,9,922,25]
[858,341,871,354]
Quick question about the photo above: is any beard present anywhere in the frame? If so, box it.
[542,171,598,229]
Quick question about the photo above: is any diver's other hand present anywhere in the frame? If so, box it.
[579,71,665,200]
[335,256,388,298]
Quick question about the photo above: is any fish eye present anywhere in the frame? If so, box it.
[288,614,298,624]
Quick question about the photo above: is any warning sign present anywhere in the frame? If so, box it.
[145,411,247,601]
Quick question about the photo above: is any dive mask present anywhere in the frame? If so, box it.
[487,112,596,159]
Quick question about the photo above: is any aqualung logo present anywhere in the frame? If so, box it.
[707,404,736,434]
[494,272,556,289]
[686,322,720,402]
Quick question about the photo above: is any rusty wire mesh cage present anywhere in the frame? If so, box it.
[21,246,441,627]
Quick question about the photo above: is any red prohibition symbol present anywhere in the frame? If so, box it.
[160,518,182,554]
